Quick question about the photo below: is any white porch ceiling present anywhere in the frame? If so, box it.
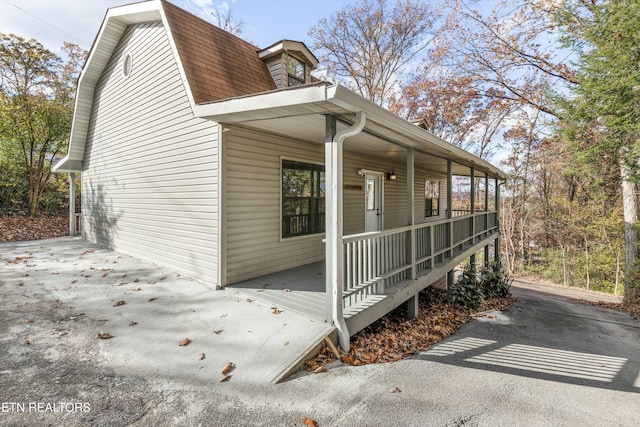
[228,114,479,177]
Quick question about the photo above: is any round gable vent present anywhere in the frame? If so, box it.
[122,52,133,78]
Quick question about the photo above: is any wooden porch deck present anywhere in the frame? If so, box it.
[229,223,498,336]
[229,261,327,321]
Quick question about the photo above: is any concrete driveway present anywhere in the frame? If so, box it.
[1,238,639,426]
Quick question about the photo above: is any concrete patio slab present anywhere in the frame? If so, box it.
[0,237,333,385]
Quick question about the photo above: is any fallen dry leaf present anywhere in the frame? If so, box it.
[178,338,192,346]
[113,300,126,307]
[199,353,206,361]
[313,366,326,374]
[219,374,231,382]
[221,362,235,375]
[271,307,282,314]
[97,332,113,339]
[148,297,158,302]
[302,416,319,427]
[305,288,515,370]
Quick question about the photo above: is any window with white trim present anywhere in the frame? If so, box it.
[287,55,305,86]
[282,160,325,237]
[425,180,440,217]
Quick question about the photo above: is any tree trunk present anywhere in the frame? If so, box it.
[584,237,590,291]
[620,157,639,303]
[561,244,567,287]
[615,250,620,297]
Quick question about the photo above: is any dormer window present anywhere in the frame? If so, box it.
[287,55,305,86]
[259,41,318,88]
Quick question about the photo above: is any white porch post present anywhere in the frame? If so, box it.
[69,172,76,236]
[484,174,490,267]
[496,179,502,263]
[470,166,475,251]
[470,167,475,214]
[325,112,367,352]
[447,160,453,254]
[447,160,452,220]
[325,115,337,325]
[406,148,418,319]
[407,148,416,279]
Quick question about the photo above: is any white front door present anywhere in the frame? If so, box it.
[365,172,383,232]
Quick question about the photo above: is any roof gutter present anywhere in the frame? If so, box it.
[324,85,507,180]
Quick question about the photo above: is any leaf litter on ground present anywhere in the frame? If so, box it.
[306,287,515,372]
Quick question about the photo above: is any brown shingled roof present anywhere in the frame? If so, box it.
[162,0,277,104]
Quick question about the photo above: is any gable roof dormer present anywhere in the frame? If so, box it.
[258,40,318,88]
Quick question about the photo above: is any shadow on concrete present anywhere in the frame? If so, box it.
[416,282,640,393]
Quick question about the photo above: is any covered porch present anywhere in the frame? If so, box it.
[231,209,500,339]
[197,83,506,350]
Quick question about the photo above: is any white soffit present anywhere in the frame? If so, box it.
[196,84,507,179]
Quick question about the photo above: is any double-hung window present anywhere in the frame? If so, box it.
[287,55,305,86]
[425,180,440,218]
[282,160,325,238]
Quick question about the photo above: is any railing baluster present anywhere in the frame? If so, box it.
[341,211,499,307]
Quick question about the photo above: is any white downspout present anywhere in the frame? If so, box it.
[327,111,366,352]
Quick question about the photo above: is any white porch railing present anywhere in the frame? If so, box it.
[341,211,498,309]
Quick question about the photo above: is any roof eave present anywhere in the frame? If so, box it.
[52,155,83,173]
[53,0,165,173]
[195,84,507,179]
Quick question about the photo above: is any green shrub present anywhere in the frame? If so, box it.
[449,265,485,310]
[449,261,511,310]
[480,261,512,298]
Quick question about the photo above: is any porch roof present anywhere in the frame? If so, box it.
[195,82,507,179]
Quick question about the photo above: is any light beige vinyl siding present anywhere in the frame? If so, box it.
[82,22,219,285]
[342,153,408,232]
[264,56,284,88]
[415,168,448,223]
[224,126,325,284]
[224,126,450,284]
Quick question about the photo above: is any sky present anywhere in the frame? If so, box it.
[0,0,346,55]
